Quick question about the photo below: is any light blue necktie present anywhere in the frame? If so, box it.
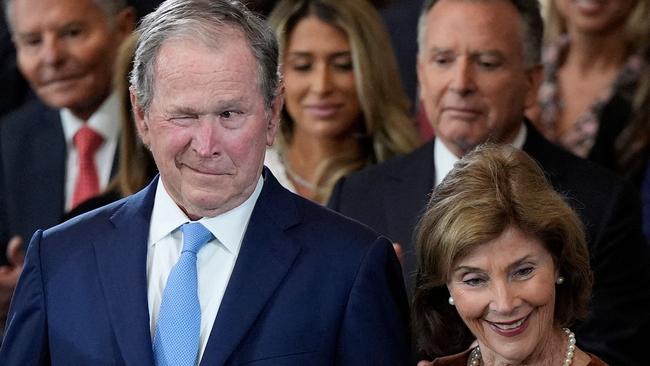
[153,222,214,366]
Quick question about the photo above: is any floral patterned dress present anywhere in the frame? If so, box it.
[537,35,643,158]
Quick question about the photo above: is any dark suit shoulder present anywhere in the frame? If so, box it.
[281,186,390,255]
[40,196,128,242]
[0,98,56,134]
[525,128,636,234]
[525,125,625,194]
[342,140,434,184]
[327,141,434,250]
[328,141,433,212]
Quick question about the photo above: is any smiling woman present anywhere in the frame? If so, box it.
[265,0,419,203]
[412,144,605,365]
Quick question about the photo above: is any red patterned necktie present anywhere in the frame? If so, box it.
[71,125,104,209]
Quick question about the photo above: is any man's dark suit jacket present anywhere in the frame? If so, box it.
[0,170,412,365]
[328,124,650,366]
[0,99,118,264]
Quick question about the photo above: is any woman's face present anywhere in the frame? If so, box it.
[447,226,559,363]
[283,16,361,139]
[554,0,636,35]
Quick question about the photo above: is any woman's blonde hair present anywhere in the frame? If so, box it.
[412,144,593,358]
[268,0,420,202]
[107,31,157,196]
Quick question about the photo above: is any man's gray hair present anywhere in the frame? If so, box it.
[3,0,128,31]
[130,0,280,113]
[417,0,543,66]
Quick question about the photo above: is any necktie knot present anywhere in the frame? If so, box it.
[180,222,214,254]
[74,125,103,154]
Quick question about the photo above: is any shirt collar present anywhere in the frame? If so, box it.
[434,138,459,187]
[60,91,122,145]
[149,175,265,254]
[434,123,527,186]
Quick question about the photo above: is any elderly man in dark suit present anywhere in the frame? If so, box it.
[0,1,411,364]
[0,0,135,334]
[0,0,135,252]
[328,0,650,365]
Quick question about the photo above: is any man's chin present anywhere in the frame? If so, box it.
[182,194,235,219]
[439,135,483,157]
[180,202,222,220]
[38,92,96,114]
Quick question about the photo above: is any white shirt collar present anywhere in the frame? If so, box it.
[434,138,459,187]
[434,123,527,186]
[149,175,265,253]
[510,122,527,150]
[60,91,122,146]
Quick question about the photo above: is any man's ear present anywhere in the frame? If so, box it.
[266,84,285,147]
[130,87,150,147]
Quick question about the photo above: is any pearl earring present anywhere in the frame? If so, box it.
[448,296,455,306]
[556,276,565,285]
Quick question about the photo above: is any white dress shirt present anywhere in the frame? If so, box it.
[61,91,121,210]
[147,176,264,362]
[434,124,527,186]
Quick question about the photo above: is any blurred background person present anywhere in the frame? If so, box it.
[265,0,420,203]
[0,0,135,254]
[245,0,424,112]
[535,0,650,183]
[413,145,605,365]
[633,47,650,238]
[0,0,135,334]
[65,32,157,218]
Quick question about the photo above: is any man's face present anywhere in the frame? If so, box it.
[417,0,541,157]
[11,0,132,120]
[132,33,282,219]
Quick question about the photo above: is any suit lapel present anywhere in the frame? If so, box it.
[378,140,436,292]
[93,178,158,365]
[522,121,569,185]
[200,171,301,366]
[381,141,435,247]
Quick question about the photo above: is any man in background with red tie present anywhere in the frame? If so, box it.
[0,0,135,332]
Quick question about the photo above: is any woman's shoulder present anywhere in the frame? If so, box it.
[431,349,472,366]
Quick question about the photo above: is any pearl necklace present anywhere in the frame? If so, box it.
[468,328,576,366]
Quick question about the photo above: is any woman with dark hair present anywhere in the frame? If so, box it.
[413,144,605,365]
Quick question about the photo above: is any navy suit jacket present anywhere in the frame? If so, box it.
[0,100,66,256]
[328,124,650,366]
[0,99,119,264]
[0,170,412,365]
